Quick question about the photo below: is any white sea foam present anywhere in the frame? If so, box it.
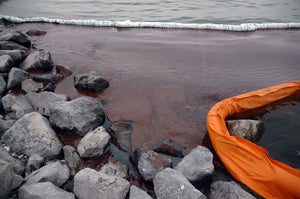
[1,14,300,32]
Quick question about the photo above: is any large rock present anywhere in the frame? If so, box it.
[21,79,43,93]
[0,75,6,95]
[55,64,72,76]
[100,161,128,179]
[129,185,153,199]
[49,96,105,137]
[7,67,30,90]
[1,94,33,119]
[25,160,70,187]
[0,117,15,136]
[0,159,14,199]
[209,181,256,199]
[2,112,63,158]
[0,41,28,51]
[0,148,25,175]
[19,50,52,72]
[153,168,207,199]
[77,126,111,158]
[133,148,172,181]
[74,168,130,199]
[0,54,13,73]
[32,73,64,84]
[26,91,69,117]
[26,154,44,174]
[226,120,264,142]
[0,49,28,64]
[108,122,132,152]
[0,30,31,48]
[175,145,214,182]
[12,174,24,190]
[74,71,109,93]
[26,29,47,36]
[19,182,75,199]
[63,145,84,175]
[153,138,186,158]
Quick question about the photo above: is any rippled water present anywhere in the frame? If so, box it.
[0,0,300,24]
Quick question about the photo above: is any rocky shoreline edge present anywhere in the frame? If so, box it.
[0,20,263,199]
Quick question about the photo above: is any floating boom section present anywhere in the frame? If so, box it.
[207,81,300,199]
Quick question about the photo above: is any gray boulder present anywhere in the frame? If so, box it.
[0,54,13,73]
[63,145,84,176]
[21,79,43,93]
[129,185,153,199]
[226,120,264,142]
[0,159,14,199]
[12,174,24,190]
[49,96,105,137]
[25,160,69,187]
[26,154,44,174]
[153,168,206,199]
[0,117,15,136]
[7,67,30,90]
[1,93,33,119]
[19,50,52,72]
[108,122,132,152]
[0,41,28,51]
[0,30,31,48]
[133,148,172,181]
[2,112,63,158]
[209,181,256,199]
[74,168,130,199]
[153,138,186,158]
[0,75,6,95]
[0,50,28,64]
[74,71,109,93]
[175,145,214,182]
[26,91,69,117]
[32,73,64,84]
[100,161,128,179]
[55,64,72,76]
[0,148,25,175]
[19,182,75,199]
[77,126,111,158]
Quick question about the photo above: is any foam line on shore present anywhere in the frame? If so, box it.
[1,14,300,31]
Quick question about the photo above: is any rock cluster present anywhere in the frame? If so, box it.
[0,27,261,198]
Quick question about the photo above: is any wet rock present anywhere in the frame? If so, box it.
[7,67,30,90]
[1,94,33,119]
[26,154,44,174]
[19,182,75,199]
[0,30,31,48]
[2,112,63,158]
[0,117,15,136]
[74,71,109,93]
[153,138,186,158]
[0,159,14,199]
[12,174,24,190]
[0,148,25,175]
[77,126,111,159]
[175,145,214,183]
[0,41,28,51]
[0,54,13,73]
[21,79,43,93]
[55,64,73,76]
[19,49,52,72]
[26,91,69,117]
[209,181,256,199]
[26,29,47,36]
[32,73,64,84]
[0,49,28,64]
[49,96,105,137]
[0,75,6,95]
[100,161,128,179]
[108,121,132,152]
[74,168,130,199]
[129,185,153,199]
[153,168,207,199]
[25,160,69,187]
[63,145,84,176]
[133,148,172,181]
[226,119,264,142]
[41,82,55,92]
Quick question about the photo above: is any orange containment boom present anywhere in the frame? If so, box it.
[206,81,300,199]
